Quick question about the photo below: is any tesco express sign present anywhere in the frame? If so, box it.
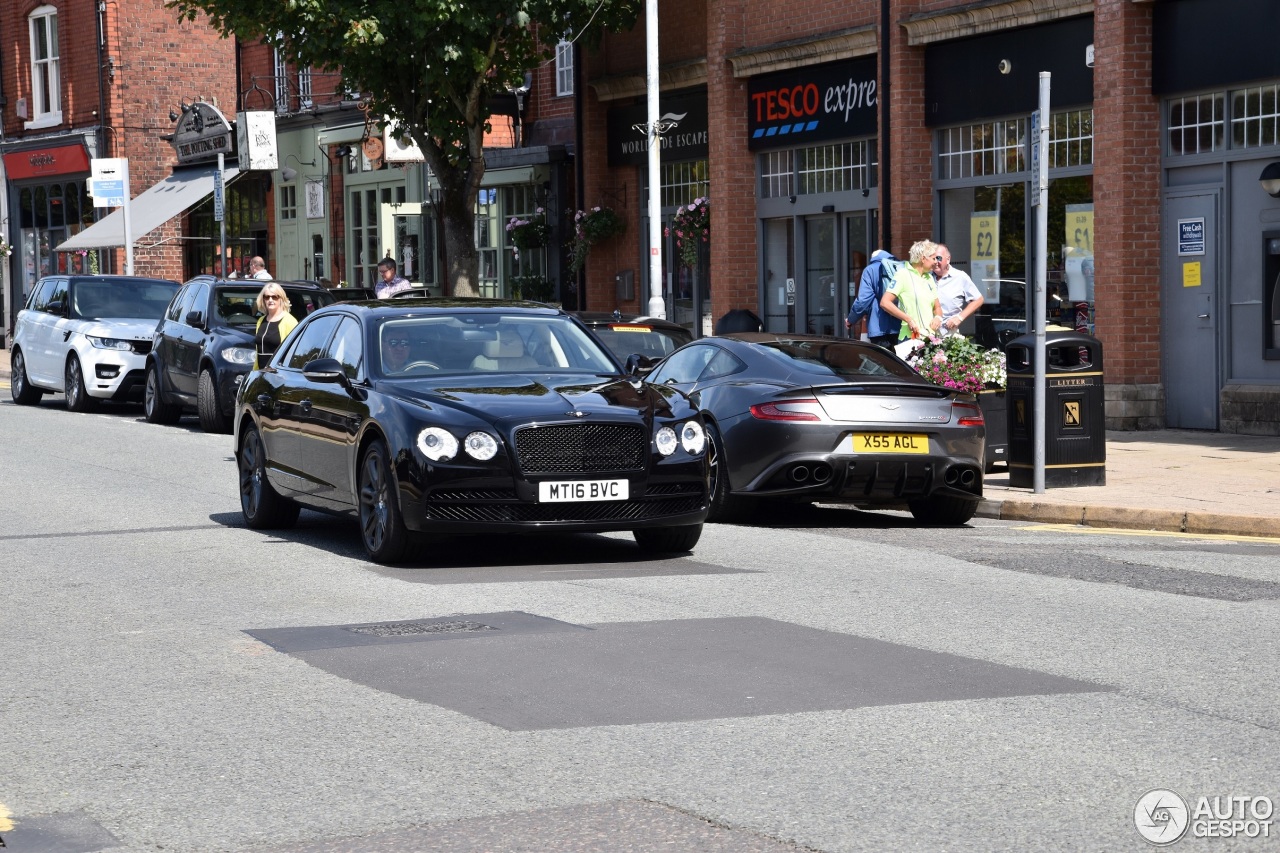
[747,57,877,151]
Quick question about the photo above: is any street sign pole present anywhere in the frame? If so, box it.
[216,154,227,276]
[1033,72,1051,494]
[121,159,134,275]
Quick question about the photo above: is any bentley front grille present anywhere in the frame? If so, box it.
[515,424,647,474]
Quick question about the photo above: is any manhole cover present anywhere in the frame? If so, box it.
[346,620,498,637]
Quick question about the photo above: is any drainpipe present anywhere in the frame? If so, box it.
[573,41,585,310]
[879,0,892,251]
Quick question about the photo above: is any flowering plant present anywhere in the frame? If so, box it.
[0,239,13,258]
[511,273,555,302]
[666,196,709,268]
[568,206,625,274]
[505,208,550,258]
[904,333,1006,393]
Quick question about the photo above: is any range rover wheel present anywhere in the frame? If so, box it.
[10,349,44,405]
[65,355,97,412]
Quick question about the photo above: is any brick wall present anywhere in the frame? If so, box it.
[886,1,933,257]
[707,0,755,314]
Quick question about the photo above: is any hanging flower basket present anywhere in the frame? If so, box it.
[568,206,625,275]
[667,196,709,268]
[903,334,1006,394]
[506,208,550,258]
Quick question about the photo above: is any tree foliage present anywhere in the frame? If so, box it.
[167,0,640,295]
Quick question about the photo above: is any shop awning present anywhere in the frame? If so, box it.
[56,163,241,251]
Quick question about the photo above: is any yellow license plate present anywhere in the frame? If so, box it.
[853,433,929,454]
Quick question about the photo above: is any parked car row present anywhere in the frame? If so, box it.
[11,275,987,564]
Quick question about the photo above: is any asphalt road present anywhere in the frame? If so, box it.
[2,394,1278,852]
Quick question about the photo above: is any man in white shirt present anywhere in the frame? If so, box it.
[249,256,272,280]
[933,244,984,334]
[375,258,413,298]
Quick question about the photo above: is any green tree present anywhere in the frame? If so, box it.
[167,0,639,296]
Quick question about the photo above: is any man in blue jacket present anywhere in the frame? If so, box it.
[845,249,901,348]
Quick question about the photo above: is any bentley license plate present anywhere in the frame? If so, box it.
[852,433,929,454]
[538,479,630,502]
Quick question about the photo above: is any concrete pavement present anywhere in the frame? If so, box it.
[3,345,1279,539]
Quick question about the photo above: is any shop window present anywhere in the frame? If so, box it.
[28,6,61,127]
[1231,83,1280,149]
[1168,93,1225,155]
[298,67,313,109]
[502,185,549,301]
[938,119,1026,180]
[759,142,876,198]
[274,46,289,113]
[1049,110,1094,169]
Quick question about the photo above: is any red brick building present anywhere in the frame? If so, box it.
[576,0,1280,433]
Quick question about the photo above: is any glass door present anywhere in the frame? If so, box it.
[805,217,837,336]
[762,218,795,333]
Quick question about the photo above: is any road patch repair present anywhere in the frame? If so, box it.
[247,612,1108,731]
[0,809,119,852]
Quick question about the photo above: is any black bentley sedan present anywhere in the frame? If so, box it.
[232,300,710,563]
[646,333,986,525]
[145,277,335,432]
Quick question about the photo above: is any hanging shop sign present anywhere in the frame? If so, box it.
[2,142,91,180]
[171,102,234,166]
[607,88,709,167]
[747,57,877,151]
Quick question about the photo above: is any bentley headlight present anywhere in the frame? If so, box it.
[417,427,458,461]
[463,431,498,461]
[680,421,706,455]
[86,335,132,351]
[655,425,678,457]
[221,346,255,365]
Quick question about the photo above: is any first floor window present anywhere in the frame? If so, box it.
[28,6,61,124]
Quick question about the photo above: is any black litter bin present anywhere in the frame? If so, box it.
[1005,330,1106,488]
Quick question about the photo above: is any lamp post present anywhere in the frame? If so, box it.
[643,0,667,320]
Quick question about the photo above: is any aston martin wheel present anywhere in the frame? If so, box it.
[706,423,750,523]
[144,363,182,425]
[238,424,300,529]
[197,368,230,433]
[10,349,44,405]
[908,494,978,526]
[633,524,703,554]
[65,355,96,412]
[358,438,412,564]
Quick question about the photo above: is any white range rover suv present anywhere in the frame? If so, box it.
[11,274,180,411]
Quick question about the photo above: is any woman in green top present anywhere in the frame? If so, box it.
[880,240,944,341]
[253,282,298,368]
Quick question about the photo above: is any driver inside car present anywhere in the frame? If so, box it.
[381,333,413,373]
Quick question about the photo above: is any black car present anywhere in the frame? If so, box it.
[145,277,335,432]
[232,300,710,563]
[328,286,379,302]
[647,333,987,525]
[573,311,693,374]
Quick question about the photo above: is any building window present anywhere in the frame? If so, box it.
[280,185,297,221]
[274,47,289,113]
[938,118,1027,180]
[1049,109,1094,169]
[28,6,61,126]
[1231,83,1280,149]
[298,66,313,108]
[660,160,710,208]
[555,40,574,97]
[760,151,794,199]
[1168,93,1225,155]
[758,141,877,199]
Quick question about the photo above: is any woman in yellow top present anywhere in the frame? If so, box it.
[880,240,944,341]
[253,283,297,368]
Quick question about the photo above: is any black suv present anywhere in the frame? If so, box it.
[145,277,335,432]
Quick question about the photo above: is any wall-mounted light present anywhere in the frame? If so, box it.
[998,59,1012,75]
[1260,162,1280,197]
[278,152,317,184]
